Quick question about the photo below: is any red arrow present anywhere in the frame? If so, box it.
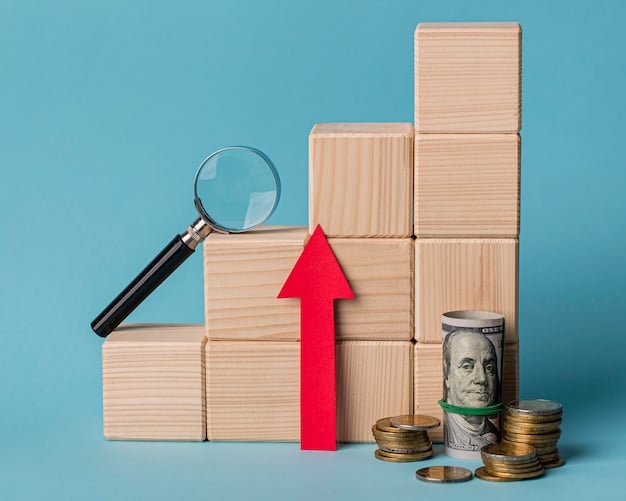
[278,224,354,450]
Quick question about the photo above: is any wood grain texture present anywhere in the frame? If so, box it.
[206,340,300,441]
[415,22,521,133]
[206,340,413,443]
[337,341,413,443]
[414,134,520,237]
[309,123,413,238]
[102,323,206,441]
[203,226,307,340]
[330,238,413,340]
[415,239,518,343]
[414,342,519,443]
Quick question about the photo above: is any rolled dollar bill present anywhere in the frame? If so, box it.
[441,310,504,460]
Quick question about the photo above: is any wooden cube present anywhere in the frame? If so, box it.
[309,123,413,238]
[337,341,413,443]
[414,134,520,237]
[206,340,413,443]
[415,239,518,343]
[330,238,413,340]
[102,323,206,441]
[203,226,307,341]
[206,340,300,441]
[415,22,521,133]
[414,342,519,443]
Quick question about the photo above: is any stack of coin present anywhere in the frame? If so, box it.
[502,399,564,468]
[372,415,440,462]
[476,442,544,482]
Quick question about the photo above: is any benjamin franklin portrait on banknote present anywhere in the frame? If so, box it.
[442,329,500,452]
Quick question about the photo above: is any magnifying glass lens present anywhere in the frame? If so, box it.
[194,147,280,232]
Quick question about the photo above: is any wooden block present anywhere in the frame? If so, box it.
[206,340,300,441]
[102,323,206,441]
[414,134,520,237]
[413,343,443,442]
[329,238,413,340]
[309,123,413,238]
[203,226,307,340]
[414,342,519,443]
[206,340,413,443]
[502,343,519,407]
[415,22,521,133]
[415,239,518,343]
[337,341,413,443]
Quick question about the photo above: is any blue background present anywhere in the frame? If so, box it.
[1,0,625,499]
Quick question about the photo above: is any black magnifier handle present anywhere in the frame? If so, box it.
[91,218,212,337]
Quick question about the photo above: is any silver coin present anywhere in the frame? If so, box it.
[507,399,562,416]
[415,466,473,483]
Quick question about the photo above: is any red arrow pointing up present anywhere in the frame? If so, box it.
[278,224,354,451]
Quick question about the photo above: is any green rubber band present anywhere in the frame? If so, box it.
[438,400,503,416]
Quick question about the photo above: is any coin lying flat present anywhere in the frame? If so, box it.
[474,467,517,482]
[415,466,473,484]
[542,457,565,469]
[503,429,561,442]
[504,410,562,424]
[482,456,542,471]
[390,414,441,431]
[379,444,433,454]
[507,400,562,417]
[537,451,561,463]
[483,467,544,480]
[375,448,432,463]
[503,421,562,435]
[375,418,406,433]
[482,457,543,473]
[372,426,427,441]
[481,442,538,462]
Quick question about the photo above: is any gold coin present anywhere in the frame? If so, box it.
[379,444,433,454]
[538,451,561,463]
[501,442,557,455]
[482,456,542,470]
[377,448,433,461]
[390,414,441,431]
[475,467,517,482]
[503,440,558,453]
[501,441,557,457]
[372,427,425,442]
[481,442,537,462]
[375,449,432,463]
[375,418,406,433]
[504,411,562,424]
[372,424,424,438]
[376,440,433,451]
[375,449,409,463]
[534,448,559,458]
[483,460,543,475]
[542,457,565,469]
[373,425,428,437]
[503,422,561,435]
[415,466,473,483]
[482,467,544,480]
[504,416,562,426]
[373,436,431,448]
[502,430,561,444]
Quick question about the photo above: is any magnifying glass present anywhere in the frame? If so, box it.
[91,146,281,337]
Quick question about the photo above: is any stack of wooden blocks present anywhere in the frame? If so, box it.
[413,22,521,441]
[102,22,521,445]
